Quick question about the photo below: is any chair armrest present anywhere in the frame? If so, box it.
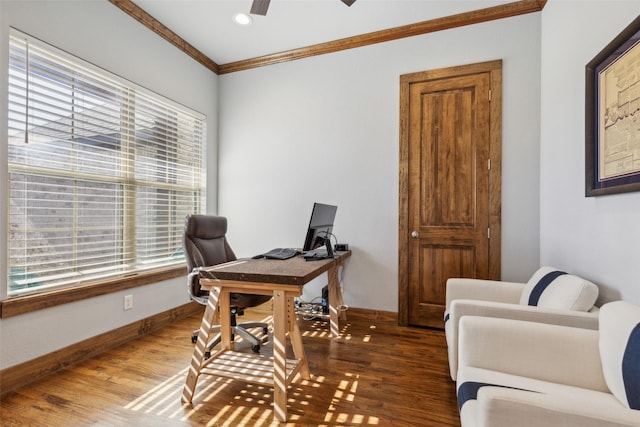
[459,316,607,391]
[445,300,599,380]
[476,387,640,427]
[187,268,208,305]
[445,278,524,311]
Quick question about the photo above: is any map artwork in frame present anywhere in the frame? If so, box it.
[586,15,640,196]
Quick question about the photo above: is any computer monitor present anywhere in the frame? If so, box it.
[302,203,337,251]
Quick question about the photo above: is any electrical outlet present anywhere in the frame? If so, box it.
[124,294,133,311]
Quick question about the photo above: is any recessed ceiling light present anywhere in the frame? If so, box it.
[233,13,253,26]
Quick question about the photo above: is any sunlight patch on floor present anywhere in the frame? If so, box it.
[121,313,378,425]
[300,319,352,339]
[322,372,379,426]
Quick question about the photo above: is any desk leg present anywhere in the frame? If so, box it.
[182,287,221,403]
[288,296,310,380]
[336,261,347,322]
[272,290,288,422]
[218,289,232,350]
[327,263,345,337]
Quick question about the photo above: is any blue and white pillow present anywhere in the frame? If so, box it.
[518,266,598,311]
[600,301,640,410]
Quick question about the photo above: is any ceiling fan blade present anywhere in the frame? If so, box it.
[341,0,356,6]
[250,0,270,15]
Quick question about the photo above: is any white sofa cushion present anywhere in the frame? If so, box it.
[458,366,621,410]
[519,266,598,311]
[600,301,640,410]
[457,366,631,427]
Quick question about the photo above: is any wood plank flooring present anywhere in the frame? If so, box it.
[0,307,461,426]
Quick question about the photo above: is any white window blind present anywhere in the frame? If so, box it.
[7,29,206,296]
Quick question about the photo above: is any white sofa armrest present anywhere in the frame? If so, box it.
[458,316,607,391]
[476,387,640,427]
[445,278,524,312]
[445,300,599,380]
[451,299,600,329]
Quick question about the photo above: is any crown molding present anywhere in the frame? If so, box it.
[219,0,546,74]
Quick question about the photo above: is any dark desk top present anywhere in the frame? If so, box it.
[199,251,351,286]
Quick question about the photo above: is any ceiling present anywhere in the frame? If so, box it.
[128,0,517,67]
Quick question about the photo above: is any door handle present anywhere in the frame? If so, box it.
[411,231,419,239]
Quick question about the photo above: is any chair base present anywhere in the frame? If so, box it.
[191,321,269,356]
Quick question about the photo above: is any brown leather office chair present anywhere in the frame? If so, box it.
[183,214,270,355]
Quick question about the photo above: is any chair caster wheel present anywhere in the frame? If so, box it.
[262,327,269,334]
[251,344,260,353]
[191,336,198,344]
[204,351,211,359]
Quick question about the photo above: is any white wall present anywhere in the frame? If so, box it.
[0,1,547,370]
[0,1,218,369]
[218,14,542,311]
[540,1,640,306]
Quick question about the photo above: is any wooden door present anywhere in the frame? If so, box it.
[398,60,502,329]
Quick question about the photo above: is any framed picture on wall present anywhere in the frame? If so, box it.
[586,15,640,197]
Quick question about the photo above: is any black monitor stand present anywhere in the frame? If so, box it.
[303,237,335,261]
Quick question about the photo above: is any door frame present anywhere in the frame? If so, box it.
[398,60,503,326]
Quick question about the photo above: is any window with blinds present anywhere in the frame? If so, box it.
[7,28,206,296]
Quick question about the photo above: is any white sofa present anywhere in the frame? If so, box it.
[445,267,600,380]
[456,301,640,427]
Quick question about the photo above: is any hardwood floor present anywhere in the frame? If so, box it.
[0,307,460,426]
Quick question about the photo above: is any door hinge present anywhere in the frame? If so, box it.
[488,227,491,239]
[488,158,491,170]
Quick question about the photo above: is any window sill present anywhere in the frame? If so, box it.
[0,265,186,319]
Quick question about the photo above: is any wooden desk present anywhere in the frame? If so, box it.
[182,251,350,422]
